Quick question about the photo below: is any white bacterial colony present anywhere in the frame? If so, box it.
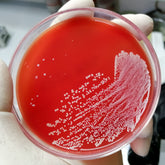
[46,51,151,150]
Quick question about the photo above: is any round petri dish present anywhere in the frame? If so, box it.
[10,7,161,160]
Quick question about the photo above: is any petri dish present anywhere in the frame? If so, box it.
[10,7,161,160]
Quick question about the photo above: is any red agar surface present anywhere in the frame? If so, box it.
[16,16,152,152]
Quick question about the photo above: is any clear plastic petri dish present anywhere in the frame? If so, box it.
[9,7,161,160]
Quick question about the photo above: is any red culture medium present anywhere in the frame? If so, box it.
[16,16,153,153]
